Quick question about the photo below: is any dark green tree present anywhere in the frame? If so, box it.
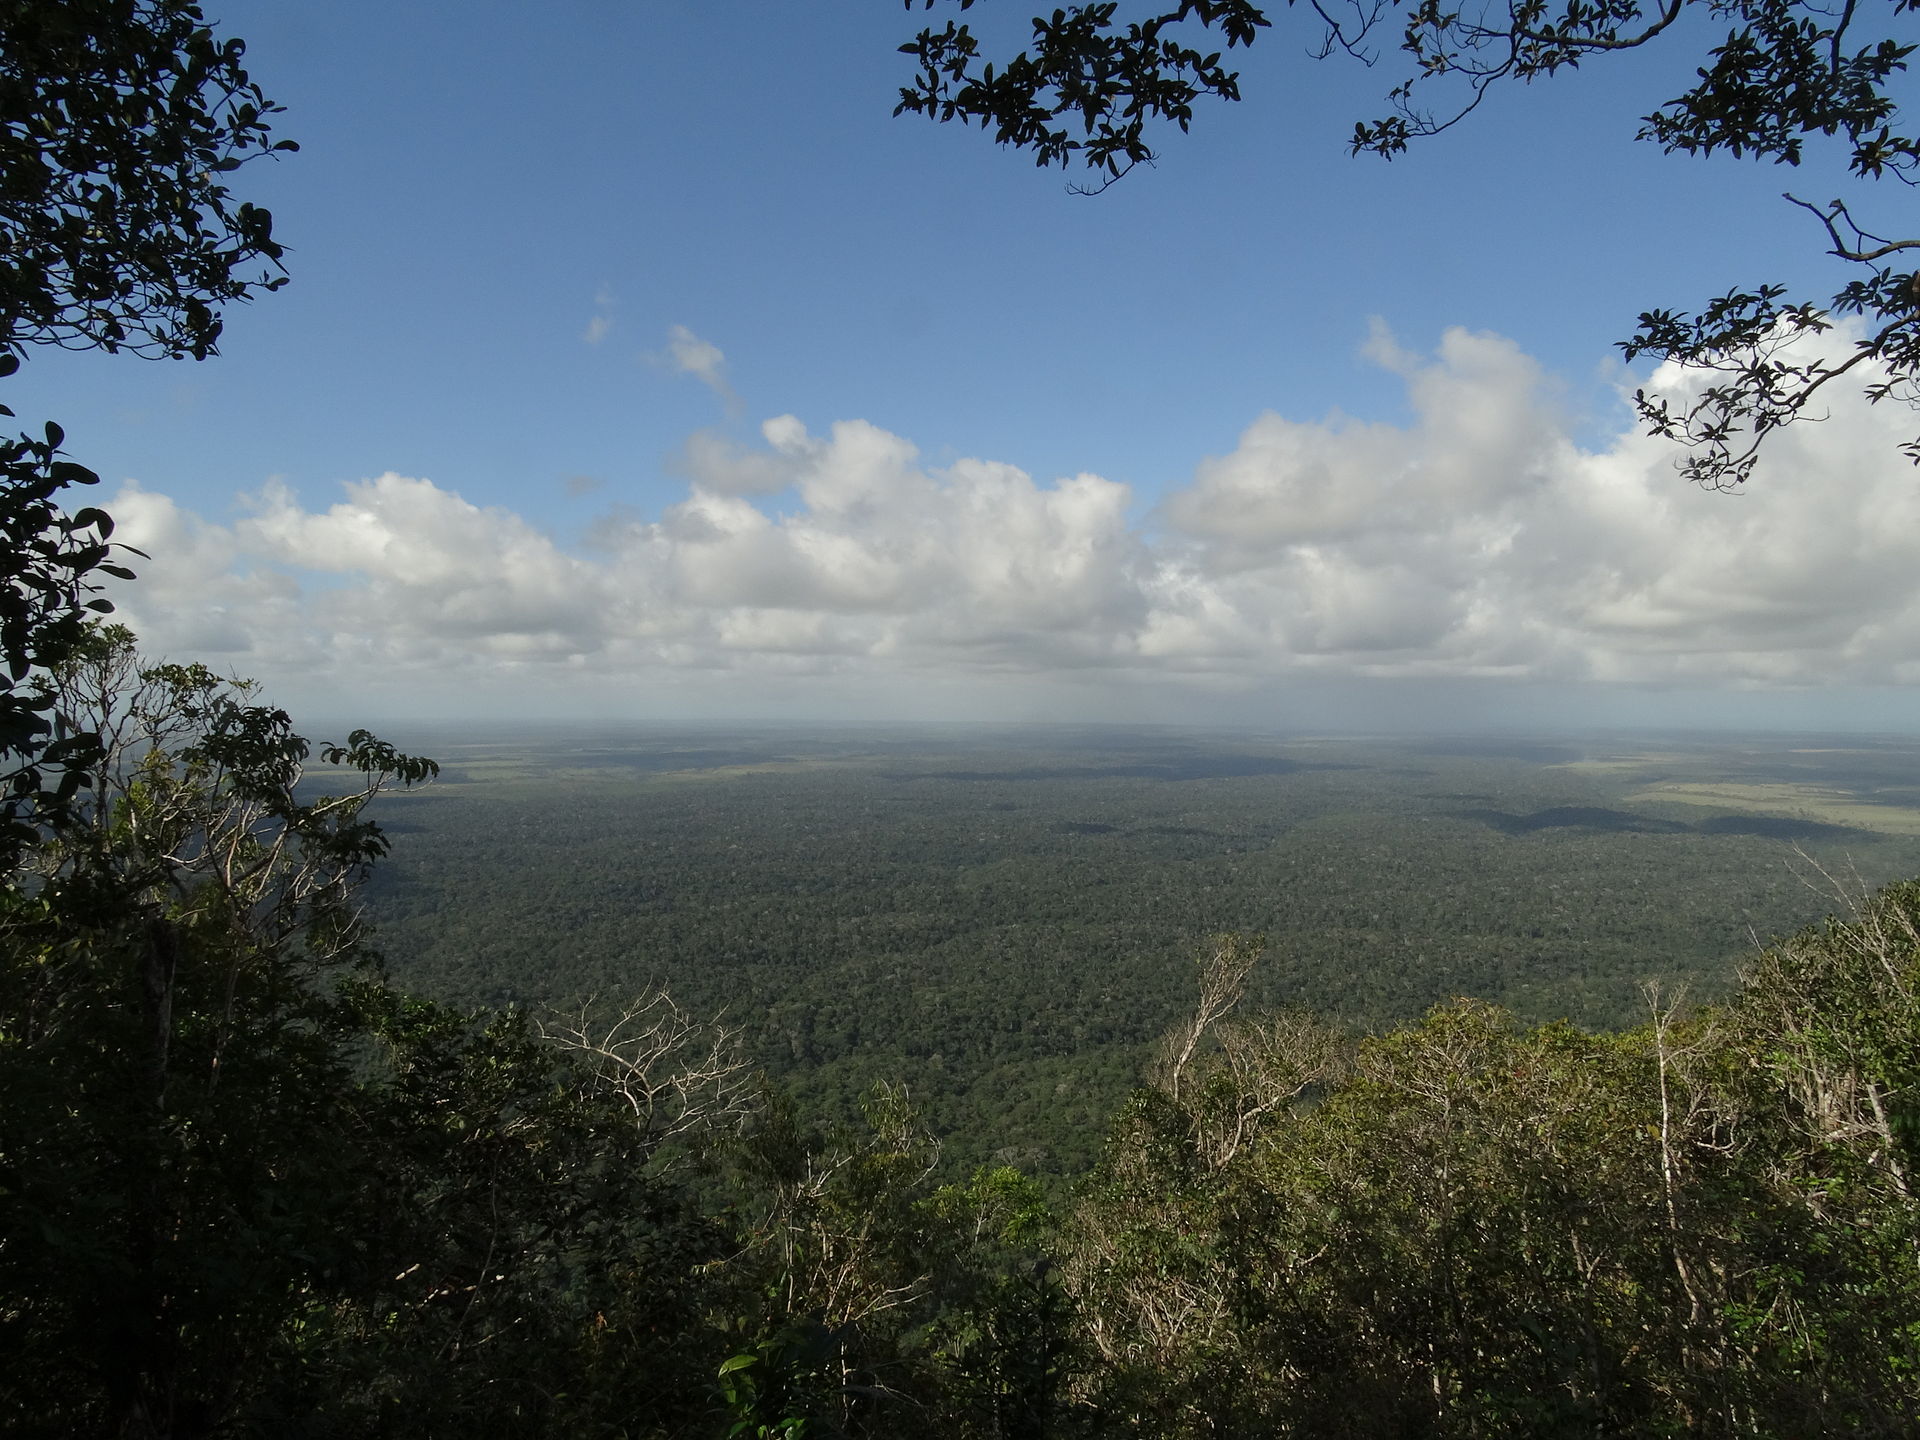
[0,629,440,1437]
[897,0,1920,488]
[1059,924,1920,1436]
[0,0,292,850]
[0,644,793,1440]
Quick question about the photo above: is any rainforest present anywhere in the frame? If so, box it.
[10,0,1920,1435]
[10,660,1920,1436]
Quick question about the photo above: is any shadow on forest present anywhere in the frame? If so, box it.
[901,757,1337,783]
[1416,738,1588,764]
[1454,806,1865,841]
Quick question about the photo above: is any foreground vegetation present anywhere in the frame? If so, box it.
[5,635,1920,1436]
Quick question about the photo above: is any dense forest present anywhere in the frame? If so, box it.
[363,724,1920,1173]
[8,637,1920,1436]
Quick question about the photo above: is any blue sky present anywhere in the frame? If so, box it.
[14,1,1920,729]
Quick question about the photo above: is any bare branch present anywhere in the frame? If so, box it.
[1151,932,1262,1101]
[539,990,755,1151]
[1785,192,1920,264]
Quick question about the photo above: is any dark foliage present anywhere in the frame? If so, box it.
[898,0,1920,487]
[0,0,292,858]
[0,0,291,364]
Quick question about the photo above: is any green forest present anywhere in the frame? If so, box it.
[10,0,1920,1436]
[363,725,1920,1176]
[11,642,1920,1436]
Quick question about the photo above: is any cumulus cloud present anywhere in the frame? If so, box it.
[99,325,1920,719]
[1147,324,1920,691]
[670,424,801,497]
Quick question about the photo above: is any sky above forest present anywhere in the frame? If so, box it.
[13,0,1920,731]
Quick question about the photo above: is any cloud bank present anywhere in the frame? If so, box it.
[104,328,1920,722]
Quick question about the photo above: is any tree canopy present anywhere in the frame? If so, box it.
[0,0,292,852]
[0,0,292,367]
[897,0,1920,488]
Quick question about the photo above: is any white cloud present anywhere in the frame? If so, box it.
[662,323,741,415]
[98,325,1920,720]
[671,423,805,497]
